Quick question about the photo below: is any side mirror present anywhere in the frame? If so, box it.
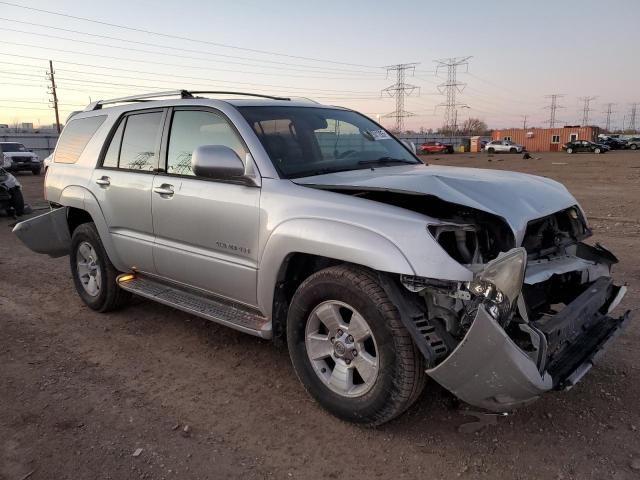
[191,145,245,180]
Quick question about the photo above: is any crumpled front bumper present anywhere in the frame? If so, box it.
[426,276,630,412]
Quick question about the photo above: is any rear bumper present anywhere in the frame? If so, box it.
[12,207,71,257]
[426,276,630,411]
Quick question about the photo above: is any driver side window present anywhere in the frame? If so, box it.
[167,110,247,176]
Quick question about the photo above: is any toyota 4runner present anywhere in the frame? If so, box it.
[14,90,630,425]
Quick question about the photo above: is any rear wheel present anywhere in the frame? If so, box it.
[70,222,130,312]
[510,147,517,153]
[287,265,426,426]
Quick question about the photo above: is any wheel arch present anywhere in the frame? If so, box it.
[59,185,124,269]
[258,218,415,341]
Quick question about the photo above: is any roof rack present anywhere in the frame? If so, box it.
[84,90,291,111]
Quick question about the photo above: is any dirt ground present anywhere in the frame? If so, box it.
[1,150,639,480]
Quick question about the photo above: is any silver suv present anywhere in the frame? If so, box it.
[14,90,630,425]
[484,140,524,153]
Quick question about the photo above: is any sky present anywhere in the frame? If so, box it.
[1,0,639,131]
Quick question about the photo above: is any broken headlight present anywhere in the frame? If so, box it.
[468,247,527,317]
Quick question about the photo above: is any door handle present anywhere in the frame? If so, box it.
[153,184,174,197]
[95,176,110,187]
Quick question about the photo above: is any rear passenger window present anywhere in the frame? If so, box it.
[167,110,246,176]
[55,115,106,164]
[118,112,163,171]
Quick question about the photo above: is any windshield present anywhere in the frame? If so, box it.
[1,143,27,153]
[238,106,419,178]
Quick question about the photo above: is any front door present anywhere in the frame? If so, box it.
[151,108,261,306]
[90,109,166,272]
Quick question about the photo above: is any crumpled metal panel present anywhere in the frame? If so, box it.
[12,207,71,257]
[426,305,552,411]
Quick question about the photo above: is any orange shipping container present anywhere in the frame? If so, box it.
[492,127,600,152]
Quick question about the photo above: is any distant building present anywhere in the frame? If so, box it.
[492,126,600,152]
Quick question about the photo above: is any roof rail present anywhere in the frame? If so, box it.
[84,90,291,111]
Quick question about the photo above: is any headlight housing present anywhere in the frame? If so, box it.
[468,247,527,314]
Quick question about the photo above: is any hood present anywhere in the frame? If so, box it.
[293,164,578,245]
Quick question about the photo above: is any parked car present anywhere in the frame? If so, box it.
[419,141,454,154]
[0,167,24,216]
[598,137,627,150]
[562,140,609,154]
[626,137,640,150]
[13,90,630,426]
[484,140,524,153]
[0,142,42,175]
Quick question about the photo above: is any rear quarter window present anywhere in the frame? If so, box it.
[55,115,106,164]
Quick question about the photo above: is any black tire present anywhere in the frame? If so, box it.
[287,265,427,426]
[9,187,24,216]
[70,222,130,312]
[566,147,574,154]
[487,147,495,153]
[594,148,601,154]
[31,166,41,175]
[510,147,517,153]
[631,143,638,150]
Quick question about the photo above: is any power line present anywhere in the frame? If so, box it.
[579,96,597,126]
[603,103,615,132]
[435,57,471,133]
[0,24,386,77]
[381,63,419,132]
[544,94,565,128]
[0,1,381,69]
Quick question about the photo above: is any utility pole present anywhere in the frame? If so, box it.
[544,94,565,128]
[521,115,528,130]
[47,60,61,134]
[603,103,615,132]
[435,56,471,134]
[579,96,597,126]
[629,103,638,133]
[381,63,419,133]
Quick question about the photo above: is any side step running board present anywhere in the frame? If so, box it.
[117,274,272,339]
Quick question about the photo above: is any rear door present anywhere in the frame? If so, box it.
[89,109,166,273]
[150,107,260,306]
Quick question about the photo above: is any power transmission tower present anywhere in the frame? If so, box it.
[434,56,471,134]
[521,115,528,130]
[544,94,565,128]
[579,96,597,126]
[603,103,615,132]
[381,63,419,133]
[629,103,638,133]
[47,60,61,134]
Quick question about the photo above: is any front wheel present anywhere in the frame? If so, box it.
[594,148,601,154]
[566,147,574,154]
[630,144,637,150]
[32,166,41,175]
[510,147,517,153]
[487,147,495,153]
[9,187,24,216]
[287,265,426,426]
[70,222,130,312]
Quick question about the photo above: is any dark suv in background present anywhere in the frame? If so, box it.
[0,142,42,175]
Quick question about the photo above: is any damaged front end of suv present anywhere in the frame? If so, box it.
[384,204,629,412]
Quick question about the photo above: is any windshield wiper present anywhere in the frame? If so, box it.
[357,157,417,166]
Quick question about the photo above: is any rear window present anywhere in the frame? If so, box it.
[55,115,106,164]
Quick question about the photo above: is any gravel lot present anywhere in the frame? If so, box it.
[1,150,639,480]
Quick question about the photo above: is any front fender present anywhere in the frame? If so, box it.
[257,218,415,317]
